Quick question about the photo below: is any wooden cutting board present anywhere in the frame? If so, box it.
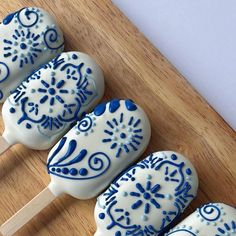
[0,0,235,235]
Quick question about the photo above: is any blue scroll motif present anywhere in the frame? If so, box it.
[43,28,64,50]
[97,153,196,236]
[9,53,97,133]
[47,137,111,180]
[199,204,221,222]
[77,116,93,133]
[17,8,39,27]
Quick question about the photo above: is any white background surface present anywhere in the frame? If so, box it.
[113,0,236,131]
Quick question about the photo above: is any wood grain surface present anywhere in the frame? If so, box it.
[0,1,235,235]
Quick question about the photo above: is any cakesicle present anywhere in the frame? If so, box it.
[165,203,236,235]
[0,99,151,236]
[0,7,64,101]
[0,51,104,154]
[94,151,198,236]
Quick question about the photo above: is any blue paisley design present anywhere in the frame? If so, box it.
[47,137,111,180]
[97,153,196,236]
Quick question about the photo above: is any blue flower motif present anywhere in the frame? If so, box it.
[3,29,42,68]
[130,180,165,216]
[102,113,143,158]
[37,77,69,106]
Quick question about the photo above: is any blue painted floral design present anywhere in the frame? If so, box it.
[102,113,143,158]
[3,29,42,68]
[37,77,69,106]
[130,181,165,215]
[97,152,196,235]
[0,7,64,101]
[9,53,97,132]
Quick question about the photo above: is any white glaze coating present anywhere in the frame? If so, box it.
[2,51,104,150]
[47,99,151,199]
[0,7,64,101]
[165,203,236,236]
[94,151,198,236]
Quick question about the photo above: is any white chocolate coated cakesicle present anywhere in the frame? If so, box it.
[0,51,104,154]
[165,203,236,236]
[94,151,198,236]
[0,7,64,101]
[0,99,151,236]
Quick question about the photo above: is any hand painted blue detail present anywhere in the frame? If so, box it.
[0,62,10,83]
[17,8,39,27]
[97,153,196,235]
[10,53,97,133]
[72,54,78,60]
[125,99,137,111]
[26,123,32,129]
[79,168,88,176]
[130,181,165,216]
[3,29,42,68]
[1,6,64,92]
[199,204,221,222]
[99,213,105,219]
[94,102,106,116]
[109,99,120,113]
[102,113,143,158]
[10,107,16,113]
[70,168,78,176]
[171,154,177,160]
[77,116,93,132]
[186,168,192,175]
[0,90,3,100]
[86,68,92,74]
[43,28,64,50]
[215,221,236,236]
[47,137,111,180]
[37,77,68,106]
[3,10,19,25]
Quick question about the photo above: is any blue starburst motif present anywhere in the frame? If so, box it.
[102,113,143,158]
[37,77,69,106]
[130,181,165,217]
[3,29,42,68]
[215,221,236,236]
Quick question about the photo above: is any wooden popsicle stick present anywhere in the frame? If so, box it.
[0,136,11,155]
[0,187,56,236]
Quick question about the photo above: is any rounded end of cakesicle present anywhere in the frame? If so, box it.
[48,181,64,197]
[2,129,17,146]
